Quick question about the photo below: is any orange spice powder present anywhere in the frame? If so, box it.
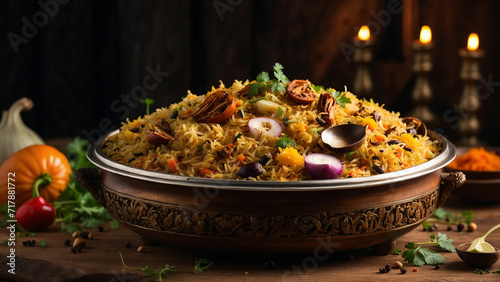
[448,147,500,171]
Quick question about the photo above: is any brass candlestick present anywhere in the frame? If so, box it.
[458,45,484,146]
[353,37,374,98]
[408,40,439,128]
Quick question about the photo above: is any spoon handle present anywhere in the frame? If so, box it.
[483,223,500,240]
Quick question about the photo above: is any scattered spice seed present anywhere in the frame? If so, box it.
[385,265,391,272]
[77,246,82,252]
[467,222,477,232]
[429,226,436,232]
[400,268,407,274]
[137,246,145,253]
[88,232,94,240]
[413,268,418,272]
[447,226,453,231]
[71,247,77,254]
[125,241,132,248]
[23,241,28,246]
[433,223,439,229]
[435,264,440,270]
[457,223,465,232]
[392,261,403,269]
[64,239,71,246]
[31,240,36,246]
[72,231,80,238]
[379,268,387,273]
[80,231,89,239]
[98,225,104,232]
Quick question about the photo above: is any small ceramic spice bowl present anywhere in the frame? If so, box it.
[456,243,500,268]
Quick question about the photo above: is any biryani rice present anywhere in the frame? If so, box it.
[103,80,441,180]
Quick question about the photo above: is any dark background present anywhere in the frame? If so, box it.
[1,0,500,146]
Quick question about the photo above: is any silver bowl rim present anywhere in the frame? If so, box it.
[87,130,456,191]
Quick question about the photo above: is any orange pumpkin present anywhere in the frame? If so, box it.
[0,145,71,205]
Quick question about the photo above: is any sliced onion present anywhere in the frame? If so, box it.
[248,117,283,139]
[304,153,343,179]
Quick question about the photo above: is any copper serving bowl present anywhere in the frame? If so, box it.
[75,130,465,254]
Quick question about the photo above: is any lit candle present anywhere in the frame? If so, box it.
[419,25,432,44]
[467,33,479,51]
[358,25,370,41]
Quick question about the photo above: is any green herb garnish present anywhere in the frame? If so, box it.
[277,107,284,117]
[283,117,297,127]
[393,248,403,255]
[311,83,324,92]
[140,98,155,115]
[54,138,113,233]
[39,240,48,247]
[119,252,177,281]
[401,233,455,266]
[274,134,296,149]
[422,207,475,230]
[248,63,290,98]
[234,133,243,143]
[330,90,351,108]
[248,97,266,104]
[194,258,214,274]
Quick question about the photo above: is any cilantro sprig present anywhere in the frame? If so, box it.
[249,63,290,98]
[423,207,475,231]
[54,137,113,233]
[194,258,214,274]
[401,232,455,267]
[330,90,351,108]
[119,252,177,281]
[274,134,296,149]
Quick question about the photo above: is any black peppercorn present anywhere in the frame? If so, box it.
[447,226,453,231]
[98,225,104,232]
[80,231,89,239]
[379,268,387,273]
[385,265,391,272]
[77,246,82,252]
[64,239,71,246]
[31,240,36,246]
[435,264,440,270]
[71,247,77,253]
[125,241,132,248]
[23,241,28,246]
[429,226,436,232]
[400,268,407,274]
[432,223,439,229]
[457,223,465,232]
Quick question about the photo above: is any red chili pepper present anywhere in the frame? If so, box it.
[16,173,56,230]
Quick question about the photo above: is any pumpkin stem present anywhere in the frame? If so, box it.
[33,173,53,198]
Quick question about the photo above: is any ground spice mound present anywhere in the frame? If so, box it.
[448,147,500,171]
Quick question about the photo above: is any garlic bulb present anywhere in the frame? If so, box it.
[0,98,44,163]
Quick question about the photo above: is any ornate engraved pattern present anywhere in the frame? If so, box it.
[101,188,439,239]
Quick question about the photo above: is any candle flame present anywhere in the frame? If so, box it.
[467,33,479,51]
[419,25,432,44]
[358,25,370,41]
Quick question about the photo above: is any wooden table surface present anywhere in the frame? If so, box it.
[1,194,499,282]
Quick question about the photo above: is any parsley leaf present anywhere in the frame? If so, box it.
[437,232,456,252]
[277,107,284,117]
[39,240,48,247]
[461,210,475,224]
[248,82,261,98]
[274,134,296,149]
[432,207,448,219]
[194,258,214,274]
[393,248,403,255]
[273,63,289,83]
[256,71,270,83]
[311,83,324,92]
[55,138,113,233]
[330,90,351,108]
